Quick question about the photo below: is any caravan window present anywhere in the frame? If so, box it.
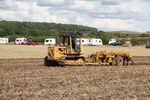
[99,40,101,43]
[50,40,52,42]
[89,40,91,42]
[82,40,84,42]
[46,40,49,42]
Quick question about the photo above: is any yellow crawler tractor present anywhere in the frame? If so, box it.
[44,33,133,66]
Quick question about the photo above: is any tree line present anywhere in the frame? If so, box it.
[0,20,98,36]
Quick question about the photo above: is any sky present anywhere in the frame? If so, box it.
[0,0,150,32]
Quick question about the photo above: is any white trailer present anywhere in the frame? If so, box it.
[44,38,56,45]
[0,38,9,44]
[15,38,27,44]
[87,38,103,46]
[109,38,116,44]
[96,39,103,45]
[77,38,103,46]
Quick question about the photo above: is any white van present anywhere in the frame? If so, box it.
[15,38,27,44]
[109,38,116,45]
[0,38,9,44]
[44,38,56,45]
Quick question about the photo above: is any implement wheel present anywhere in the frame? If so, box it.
[123,58,134,66]
[112,56,124,66]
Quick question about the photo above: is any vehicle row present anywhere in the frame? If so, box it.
[0,37,137,47]
[14,38,37,45]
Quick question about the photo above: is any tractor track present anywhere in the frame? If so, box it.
[0,56,150,66]
[132,56,150,65]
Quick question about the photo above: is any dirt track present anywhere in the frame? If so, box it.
[132,56,150,65]
[0,57,150,99]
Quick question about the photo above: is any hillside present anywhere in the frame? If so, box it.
[108,31,148,35]
[0,20,98,37]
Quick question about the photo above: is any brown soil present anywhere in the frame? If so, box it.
[133,56,150,65]
[0,58,150,100]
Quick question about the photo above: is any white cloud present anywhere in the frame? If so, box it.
[0,0,18,10]
[71,0,96,11]
[37,0,65,6]
[0,10,16,20]
[0,0,150,32]
[73,16,138,31]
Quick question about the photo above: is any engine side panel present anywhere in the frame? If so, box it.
[48,46,67,60]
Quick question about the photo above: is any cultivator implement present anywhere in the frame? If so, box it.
[85,51,133,66]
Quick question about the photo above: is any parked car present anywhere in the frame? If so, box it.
[25,41,36,45]
[110,42,122,46]
[145,44,150,48]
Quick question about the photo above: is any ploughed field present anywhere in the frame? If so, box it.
[0,45,150,99]
[0,58,150,99]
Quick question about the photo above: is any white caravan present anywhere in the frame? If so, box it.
[88,38,103,46]
[77,38,103,46]
[0,38,9,44]
[44,38,56,45]
[109,38,116,44]
[91,38,103,46]
[15,38,27,44]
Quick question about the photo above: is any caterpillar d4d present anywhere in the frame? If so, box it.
[44,33,133,67]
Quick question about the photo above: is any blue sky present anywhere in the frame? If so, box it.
[0,0,150,32]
